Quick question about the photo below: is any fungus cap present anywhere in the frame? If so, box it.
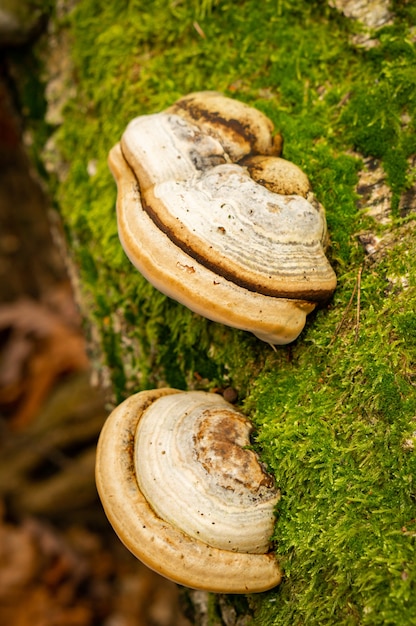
[95,388,282,593]
[109,92,337,344]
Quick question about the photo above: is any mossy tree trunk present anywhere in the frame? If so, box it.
[13,0,416,624]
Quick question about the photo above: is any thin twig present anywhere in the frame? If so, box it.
[329,278,357,346]
[193,21,206,38]
[329,265,362,346]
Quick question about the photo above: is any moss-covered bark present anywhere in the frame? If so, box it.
[16,0,416,623]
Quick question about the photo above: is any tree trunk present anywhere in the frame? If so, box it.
[8,0,416,624]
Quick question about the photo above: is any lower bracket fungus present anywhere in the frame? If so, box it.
[109,91,336,343]
[95,388,282,593]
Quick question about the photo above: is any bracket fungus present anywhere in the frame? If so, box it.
[109,91,336,344]
[95,388,282,593]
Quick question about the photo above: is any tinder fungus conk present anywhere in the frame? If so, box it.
[96,388,282,593]
[109,91,337,344]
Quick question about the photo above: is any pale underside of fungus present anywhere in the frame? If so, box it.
[109,91,337,344]
[95,388,282,593]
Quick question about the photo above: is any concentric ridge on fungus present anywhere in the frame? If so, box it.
[109,91,337,344]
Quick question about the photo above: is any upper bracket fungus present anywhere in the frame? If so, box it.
[109,91,336,344]
[95,388,282,593]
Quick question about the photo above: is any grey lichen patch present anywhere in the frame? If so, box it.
[402,429,416,451]
[355,152,416,262]
[328,0,393,29]
[355,156,392,224]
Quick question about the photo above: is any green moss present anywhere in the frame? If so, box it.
[20,0,416,623]
[337,21,416,212]
[251,369,415,622]
[245,236,416,624]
